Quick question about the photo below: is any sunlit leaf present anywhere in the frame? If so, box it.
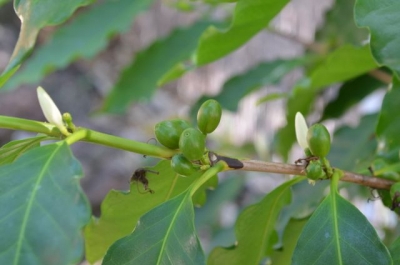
[0,142,90,265]
[208,177,304,265]
[4,0,155,90]
[103,21,211,113]
[355,0,400,77]
[0,0,93,87]
[84,160,202,263]
[309,45,377,89]
[195,0,289,65]
[0,136,53,166]
[292,180,392,264]
[102,190,205,265]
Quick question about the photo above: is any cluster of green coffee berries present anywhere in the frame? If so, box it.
[154,99,222,176]
[295,113,332,181]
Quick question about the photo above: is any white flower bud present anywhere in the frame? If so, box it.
[295,112,309,150]
[37,86,66,132]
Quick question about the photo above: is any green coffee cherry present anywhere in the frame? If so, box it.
[179,128,206,161]
[155,119,191,149]
[171,154,197,176]
[197,99,222,134]
[307,124,331,157]
[306,161,325,180]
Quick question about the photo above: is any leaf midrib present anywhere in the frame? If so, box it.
[331,192,343,265]
[13,144,61,265]
[156,192,189,265]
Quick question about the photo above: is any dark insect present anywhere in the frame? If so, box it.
[391,191,400,211]
[294,156,319,168]
[130,168,159,194]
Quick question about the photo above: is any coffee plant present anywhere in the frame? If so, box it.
[1,0,400,264]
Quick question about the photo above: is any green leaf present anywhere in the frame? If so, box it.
[0,142,90,265]
[376,77,400,153]
[316,0,368,46]
[4,0,155,90]
[256,92,288,105]
[201,58,305,112]
[269,218,308,265]
[0,0,10,8]
[195,0,289,65]
[321,74,384,120]
[292,179,392,265]
[84,160,201,263]
[389,236,400,263]
[309,45,377,89]
[103,21,211,114]
[208,177,304,265]
[275,180,328,249]
[0,136,53,166]
[328,114,378,172]
[0,0,93,87]
[102,190,205,265]
[355,0,400,77]
[276,45,378,160]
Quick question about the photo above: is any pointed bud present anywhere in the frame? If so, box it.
[37,87,68,134]
[295,112,309,150]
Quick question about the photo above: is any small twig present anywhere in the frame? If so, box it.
[368,69,392,84]
[239,160,394,190]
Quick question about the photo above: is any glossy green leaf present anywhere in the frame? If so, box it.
[355,0,400,77]
[208,177,304,265]
[0,142,90,265]
[103,21,211,113]
[102,190,204,265]
[376,77,400,153]
[0,0,93,87]
[276,45,377,160]
[4,0,155,90]
[316,0,368,46]
[321,74,384,120]
[195,0,289,65]
[292,178,392,265]
[84,160,201,263]
[389,236,400,263]
[0,136,52,166]
[269,218,308,265]
[328,114,378,172]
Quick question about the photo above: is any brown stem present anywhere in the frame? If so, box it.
[238,160,394,190]
[368,69,392,84]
